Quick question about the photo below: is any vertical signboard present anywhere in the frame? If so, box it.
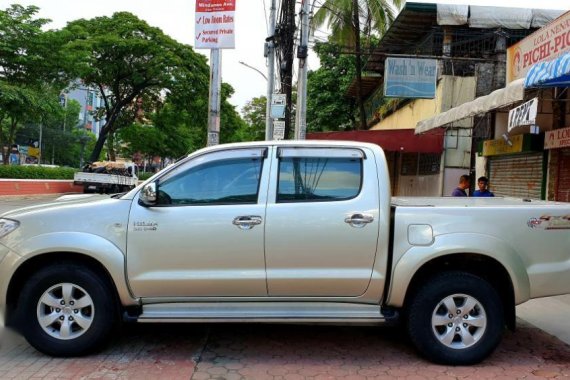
[384,57,437,98]
[195,0,236,49]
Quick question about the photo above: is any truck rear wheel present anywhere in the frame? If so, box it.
[407,271,504,365]
[18,264,117,357]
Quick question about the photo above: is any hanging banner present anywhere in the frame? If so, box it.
[195,0,236,49]
[508,97,538,132]
[384,57,437,98]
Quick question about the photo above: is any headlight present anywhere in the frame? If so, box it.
[0,219,19,239]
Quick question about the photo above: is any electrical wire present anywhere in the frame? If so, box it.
[262,0,269,34]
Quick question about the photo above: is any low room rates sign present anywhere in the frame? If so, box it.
[195,0,236,49]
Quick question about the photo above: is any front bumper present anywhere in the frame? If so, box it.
[0,243,20,326]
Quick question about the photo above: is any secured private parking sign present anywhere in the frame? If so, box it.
[195,0,236,49]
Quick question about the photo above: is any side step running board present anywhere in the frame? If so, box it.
[135,302,398,324]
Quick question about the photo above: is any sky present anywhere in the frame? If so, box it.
[1,0,568,112]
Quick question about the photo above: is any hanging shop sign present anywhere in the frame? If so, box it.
[195,0,236,49]
[482,135,524,156]
[480,133,545,157]
[507,11,570,83]
[545,126,570,149]
[384,57,437,98]
[508,97,538,132]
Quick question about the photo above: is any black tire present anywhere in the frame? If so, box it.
[18,263,118,357]
[407,271,504,365]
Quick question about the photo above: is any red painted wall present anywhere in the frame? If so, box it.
[0,180,83,196]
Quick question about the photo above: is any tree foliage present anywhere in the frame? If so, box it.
[0,5,72,164]
[60,12,211,162]
[307,42,356,132]
[241,96,267,141]
[2,6,250,167]
[118,83,250,161]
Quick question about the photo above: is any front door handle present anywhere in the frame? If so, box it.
[344,213,374,228]
[232,215,263,230]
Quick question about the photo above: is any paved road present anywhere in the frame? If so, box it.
[1,195,569,379]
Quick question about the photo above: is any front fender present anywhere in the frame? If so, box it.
[386,233,530,307]
[2,232,137,308]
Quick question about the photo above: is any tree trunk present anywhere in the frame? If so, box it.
[352,0,367,130]
[0,119,6,165]
[89,130,107,163]
[107,132,116,161]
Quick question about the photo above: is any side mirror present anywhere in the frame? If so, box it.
[139,182,157,206]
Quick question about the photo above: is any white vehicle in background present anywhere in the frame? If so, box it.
[73,161,138,193]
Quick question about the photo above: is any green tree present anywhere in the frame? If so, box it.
[313,0,401,130]
[118,83,248,162]
[60,12,210,162]
[0,5,72,164]
[16,99,89,166]
[307,42,356,132]
[241,96,267,141]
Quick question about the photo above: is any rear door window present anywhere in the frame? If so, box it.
[276,148,363,202]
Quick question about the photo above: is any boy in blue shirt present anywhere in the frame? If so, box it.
[473,176,494,197]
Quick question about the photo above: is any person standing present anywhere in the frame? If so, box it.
[451,174,470,196]
[472,176,494,197]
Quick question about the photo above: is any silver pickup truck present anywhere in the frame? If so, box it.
[1,141,569,365]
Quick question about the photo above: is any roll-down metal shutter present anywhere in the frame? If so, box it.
[556,149,570,202]
[489,153,543,199]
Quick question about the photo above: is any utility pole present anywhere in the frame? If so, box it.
[265,0,277,140]
[294,0,310,140]
[207,49,222,147]
[275,0,296,139]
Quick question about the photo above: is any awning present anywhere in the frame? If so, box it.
[415,78,525,134]
[307,129,444,153]
[524,52,570,88]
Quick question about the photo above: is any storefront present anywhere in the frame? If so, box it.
[523,51,570,202]
[545,126,570,202]
[479,134,546,199]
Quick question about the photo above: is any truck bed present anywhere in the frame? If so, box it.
[73,172,138,186]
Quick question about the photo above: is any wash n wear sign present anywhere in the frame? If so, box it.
[195,0,235,49]
[384,57,437,99]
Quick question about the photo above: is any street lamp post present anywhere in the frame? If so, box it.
[238,61,268,81]
[238,60,274,140]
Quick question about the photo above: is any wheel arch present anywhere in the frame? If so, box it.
[4,232,138,326]
[5,252,124,327]
[402,253,517,329]
[386,234,530,330]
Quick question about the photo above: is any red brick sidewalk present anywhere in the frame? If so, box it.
[1,320,569,379]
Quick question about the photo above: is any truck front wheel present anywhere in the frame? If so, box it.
[18,264,117,357]
[407,271,504,365]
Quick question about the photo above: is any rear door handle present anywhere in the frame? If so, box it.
[232,215,263,230]
[344,213,374,228]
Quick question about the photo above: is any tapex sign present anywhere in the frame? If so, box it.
[384,57,437,98]
[508,97,538,133]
